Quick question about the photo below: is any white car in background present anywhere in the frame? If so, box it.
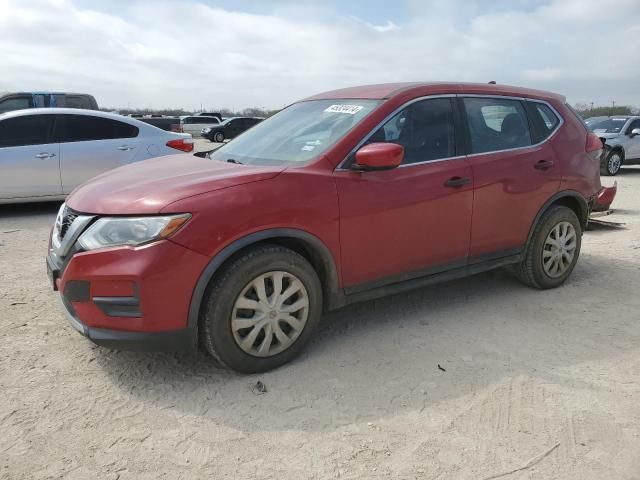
[0,108,193,204]
[178,115,220,137]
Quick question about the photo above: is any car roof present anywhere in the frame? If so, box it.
[0,108,164,130]
[304,82,566,102]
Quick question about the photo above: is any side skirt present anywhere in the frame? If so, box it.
[331,251,522,309]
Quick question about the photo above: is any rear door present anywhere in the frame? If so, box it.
[56,114,140,193]
[461,96,562,258]
[0,114,61,199]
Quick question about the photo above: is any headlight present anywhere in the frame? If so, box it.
[202,128,211,133]
[78,214,190,251]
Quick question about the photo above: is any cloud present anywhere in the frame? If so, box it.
[0,0,638,109]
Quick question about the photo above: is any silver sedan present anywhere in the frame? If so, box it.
[0,108,193,203]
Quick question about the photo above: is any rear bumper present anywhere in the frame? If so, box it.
[593,182,617,212]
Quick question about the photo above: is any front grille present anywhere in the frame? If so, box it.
[59,206,79,240]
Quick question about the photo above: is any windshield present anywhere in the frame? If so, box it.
[210,99,380,165]
[591,118,628,133]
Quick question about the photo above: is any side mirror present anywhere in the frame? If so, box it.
[631,128,640,137]
[353,142,403,171]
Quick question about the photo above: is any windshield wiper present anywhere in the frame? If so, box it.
[226,158,243,164]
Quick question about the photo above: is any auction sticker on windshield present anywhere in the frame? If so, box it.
[324,105,364,115]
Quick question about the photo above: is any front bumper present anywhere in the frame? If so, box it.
[48,235,210,352]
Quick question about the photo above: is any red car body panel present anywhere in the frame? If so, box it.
[48,82,603,348]
[66,154,285,215]
[334,158,473,288]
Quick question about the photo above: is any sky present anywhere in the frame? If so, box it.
[1,0,638,110]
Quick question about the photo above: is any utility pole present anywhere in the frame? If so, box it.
[590,102,594,111]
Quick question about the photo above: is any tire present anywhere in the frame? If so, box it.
[214,132,225,143]
[199,244,323,373]
[513,205,582,289]
[601,149,623,176]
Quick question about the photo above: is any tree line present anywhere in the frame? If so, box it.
[101,107,279,117]
[573,103,637,118]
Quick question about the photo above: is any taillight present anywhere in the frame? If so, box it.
[586,132,603,161]
[166,138,194,152]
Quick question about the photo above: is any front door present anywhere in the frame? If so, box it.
[625,118,640,160]
[334,97,473,290]
[55,114,140,193]
[0,114,61,199]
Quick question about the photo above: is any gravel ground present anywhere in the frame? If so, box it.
[1,169,639,479]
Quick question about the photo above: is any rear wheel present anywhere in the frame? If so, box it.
[513,205,582,289]
[602,150,623,176]
[200,244,322,373]
[214,132,225,143]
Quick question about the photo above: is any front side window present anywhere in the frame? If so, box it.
[463,97,532,154]
[0,115,53,147]
[210,99,379,165]
[626,119,640,134]
[58,115,138,142]
[364,97,456,164]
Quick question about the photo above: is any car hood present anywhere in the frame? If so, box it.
[593,131,620,139]
[66,154,285,214]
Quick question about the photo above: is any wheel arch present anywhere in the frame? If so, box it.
[187,228,342,332]
[525,191,589,249]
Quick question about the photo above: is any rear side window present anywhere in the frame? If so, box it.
[366,97,456,164]
[0,96,33,114]
[532,102,560,137]
[64,96,90,109]
[58,115,138,142]
[0,115,54,147]
[463,97,532,154]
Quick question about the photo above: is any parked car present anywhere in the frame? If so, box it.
[0,108,193,203]
[589,116,640,175]
[48,82,608,373]
[202,117,263,142]
[196,112,222,121]
[178,116,220,137]
[0,92,98,114]
[584,116,608,129]
[136,116,180,132]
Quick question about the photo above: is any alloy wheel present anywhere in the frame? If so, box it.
[608,153,621,175]
[542,221,577,278]
[231,271,309,357]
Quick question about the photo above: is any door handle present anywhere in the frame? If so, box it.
[534,159,554,170]
[35,152,55,159]
[117,145,134,151]
[444,176,471,188]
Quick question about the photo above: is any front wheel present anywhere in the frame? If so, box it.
[513,205,582,289]
[200,244,322,373]
[601,150,623,176]
[214,132,225,143]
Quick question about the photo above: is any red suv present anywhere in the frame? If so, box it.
[48,82,606,372]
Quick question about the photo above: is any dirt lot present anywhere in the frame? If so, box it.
[1,170,639,479]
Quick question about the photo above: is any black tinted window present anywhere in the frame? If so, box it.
[0,115,53,147]
[0,96,32,114]
[58,115,138,142]
[463,98,532,154]
[533,102,560,137]
[366,98,455,164]
[64,96,90,109]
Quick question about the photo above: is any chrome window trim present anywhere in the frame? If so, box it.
[335,93,565,171]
